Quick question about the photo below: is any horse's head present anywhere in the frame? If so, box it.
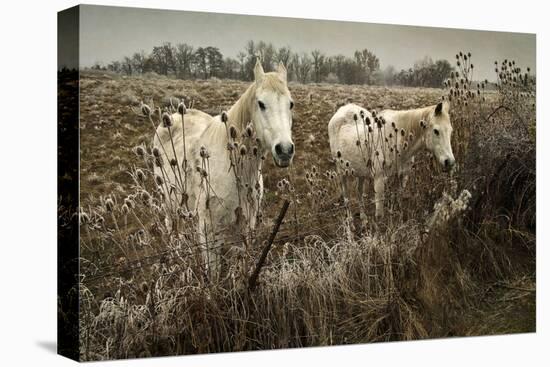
[423,101,455,172]
[251,59,295,168]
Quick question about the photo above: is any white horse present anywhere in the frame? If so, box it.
[153,59,294,280]
[328,101,455,219]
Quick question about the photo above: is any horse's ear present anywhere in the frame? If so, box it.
[277,62,287,82]
[435,100,450,115]
[443,100,450,113]
[254,58,265,83]
[435,102,443,115]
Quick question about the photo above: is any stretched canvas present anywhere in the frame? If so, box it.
[58,4,536,361]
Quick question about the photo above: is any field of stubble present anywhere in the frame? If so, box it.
[74,70,535,360]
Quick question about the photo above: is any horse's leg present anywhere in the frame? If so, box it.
[374,174,385,219]
[357,176,367,221]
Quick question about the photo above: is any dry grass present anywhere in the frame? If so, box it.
[70,54,535,361]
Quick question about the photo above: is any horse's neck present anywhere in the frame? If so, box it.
[227,84,255,133]
[226,84,263,181]
[390,107,431,163]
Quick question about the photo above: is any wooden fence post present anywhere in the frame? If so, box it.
[248,200,290,292]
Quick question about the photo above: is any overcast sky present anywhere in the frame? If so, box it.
[77,4,536,80]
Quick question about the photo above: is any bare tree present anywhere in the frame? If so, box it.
[276,46,292,68]
[174,43,194,79]
[292,53,312,84]
[150,42,175,75]
[121,56,133,75]
[354,48,380,84]
[311,49,326,83]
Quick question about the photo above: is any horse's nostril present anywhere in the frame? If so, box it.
[275,143,283,155]
[444,159,450,167]
[288,143,294,155]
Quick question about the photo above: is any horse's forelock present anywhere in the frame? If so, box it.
[260,72,288,95]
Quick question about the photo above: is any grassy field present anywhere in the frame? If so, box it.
[74,69,535,360]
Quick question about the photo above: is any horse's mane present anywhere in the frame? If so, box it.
[382,104,438,138]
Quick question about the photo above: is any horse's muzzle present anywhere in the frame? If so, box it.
[273,142,294,168]
[443,157,456,172]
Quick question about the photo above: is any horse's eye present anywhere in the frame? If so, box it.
[258,101,266,110]
[433,129,440,136]
[290,101,294,110]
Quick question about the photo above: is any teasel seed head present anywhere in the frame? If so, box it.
[365,117,371,125]
[239,144,247,156]
[229,125,237,140]
[155,175,164,186]
[400,128,405,137]
[336,150,342,158]
[161,112,173,128]
[154,156,163,167]
[136,169,145,182]
[140,191,151,204]
[152,147,161,158]
[135,146,145,157]
[170,158,177,167]
[140,102,151,116]
[245,123,254,138]
[178,101,187,115]
[199,146,210,159]
[121,204,129,215]
[221,111,228,124]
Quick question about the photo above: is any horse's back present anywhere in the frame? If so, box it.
[152,108,222,211]
[328,103,369,153]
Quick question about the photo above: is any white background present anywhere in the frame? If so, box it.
[0,0,546,365]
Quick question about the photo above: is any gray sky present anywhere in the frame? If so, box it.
[78,4,536,80]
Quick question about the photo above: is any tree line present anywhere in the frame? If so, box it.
[94,40,453,87]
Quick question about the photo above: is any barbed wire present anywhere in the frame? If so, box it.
[82,206,360,285]
[81,173,457,286]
